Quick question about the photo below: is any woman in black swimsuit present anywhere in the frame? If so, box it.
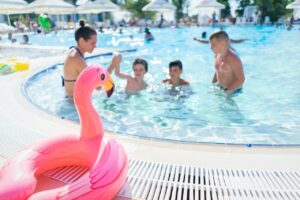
[63,20,97,98]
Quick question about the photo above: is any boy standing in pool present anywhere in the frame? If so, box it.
[112,54,148,94]
[209,30,245,93]
[163,60,189,87]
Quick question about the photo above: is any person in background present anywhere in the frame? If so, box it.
[287,15,294,31]
[194,31,248,44]
[119,28,123,34]
[16,18,21,32]
[158,14,164,28]
[8,32,12,40]
[212,11,217,26]
[26,15,31,30]
[99,26,104,33]
[21,34,29,44]
[145,27,154,41]
[202,31,207,39]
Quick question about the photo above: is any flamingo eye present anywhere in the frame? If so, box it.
[101,73,105,80]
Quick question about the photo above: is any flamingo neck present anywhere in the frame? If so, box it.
[75,86,103,141]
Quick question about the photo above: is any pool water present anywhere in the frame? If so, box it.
[15,28,145,49]
[24,26,300,145]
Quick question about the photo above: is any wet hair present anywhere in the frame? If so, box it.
[169,60,183,71]
[75,20,97,42]
[8,32,12,40]
[23,34,29,43]
[132,58,148,73]
[145,27,151,34]
[209,30,229,42]
[202,31,207,39]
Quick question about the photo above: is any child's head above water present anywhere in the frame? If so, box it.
[169,60,182,71]
[132,58,148,78]
[164,60,189,86]
[168,60,183,78]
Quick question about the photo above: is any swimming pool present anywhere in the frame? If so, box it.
[14,28,145,49]
[23,26,300,146]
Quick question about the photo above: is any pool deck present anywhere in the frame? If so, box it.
[0,47,300,174]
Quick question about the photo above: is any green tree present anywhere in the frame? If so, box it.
[236,0,251,16]
[172,0,186,21]
[124,0,156,19]
[218,0,231,18]
[111,0,121,4]
[254,0,292,23]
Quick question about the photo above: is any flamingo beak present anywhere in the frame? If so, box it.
[103,75,114,97]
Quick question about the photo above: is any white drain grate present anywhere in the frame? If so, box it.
[44,165,89,183]
[44,160,300,200]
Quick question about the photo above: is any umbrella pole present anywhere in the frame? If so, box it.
[7,14,11,26]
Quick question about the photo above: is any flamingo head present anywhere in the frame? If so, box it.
[75,65,114,98]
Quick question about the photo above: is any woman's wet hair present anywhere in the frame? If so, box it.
[75,20,97,42]
[132,58,148,72]
[169,60,183,70]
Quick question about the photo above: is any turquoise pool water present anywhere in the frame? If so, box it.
[24,26,300,145]
[15,28,144,49]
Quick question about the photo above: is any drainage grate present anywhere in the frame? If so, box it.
[44,165,89,183]
[44,160,300,200]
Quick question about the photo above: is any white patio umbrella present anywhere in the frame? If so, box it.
[76,0,89,6]
[193,0,225,24]
[24,0,76,14]
[286,0,300,9]
[0,0,27,9]
[0,0,29,26]
[194,0,225,9]
[76,0,120,14]
[142,0,176,12]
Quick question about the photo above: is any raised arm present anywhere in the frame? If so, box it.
[107,57,115,74]
[113,54,131,80]
[193,37,209,44]
[230,38,248,43]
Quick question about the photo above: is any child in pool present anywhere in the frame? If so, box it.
[163,60,189,87]
[112,53,148,94]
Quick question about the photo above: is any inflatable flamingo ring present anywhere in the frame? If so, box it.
[0,65,128,200]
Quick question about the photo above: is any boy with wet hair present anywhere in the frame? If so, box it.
[163,60,189,87]
[112,54,148,94]
[209,30,245,93]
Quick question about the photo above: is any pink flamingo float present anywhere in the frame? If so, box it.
[0,65,128,199]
